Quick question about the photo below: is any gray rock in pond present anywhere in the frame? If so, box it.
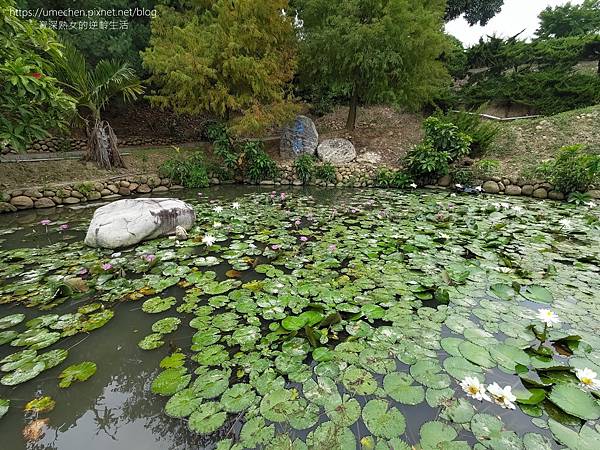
[317,138,357,164]
[280,115,319,159]
[84,198,196,249]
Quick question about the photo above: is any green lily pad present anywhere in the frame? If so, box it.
[188,402,226,434]
[0,399,9,419]
[165,388,202,418]
[151,317,181,334]
[151,367,191,396]
[142,296,176,313]
[138,333,165,350]
[0,313,25,330]
[1,361,45,386]
[383,372,425,405]
[522,285,553,304]
[548,384,600,420]
[220,383,256,413]
[362,399,406,439]
[58,361,97,388]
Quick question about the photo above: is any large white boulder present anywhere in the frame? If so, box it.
[84,198,196,249]
[317,138,357,164]
[280,115,319,159]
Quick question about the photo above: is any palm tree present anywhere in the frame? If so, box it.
[54,43,143,169]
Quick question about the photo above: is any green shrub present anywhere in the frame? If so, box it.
[423,117,472,161]
[315,162,336,183]
[474,159,501,178]
[376,168,413,188]
[536,145,600,193]
[207,123,238,177]
[405,142,450,179]
[438,110,499,156]
[294,155,315,184]
[451,167,475,186]
[243,141,278,183]
[160,151,209,188]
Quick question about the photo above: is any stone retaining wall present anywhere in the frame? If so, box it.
[1,136,181,155]
[2,162,599,214]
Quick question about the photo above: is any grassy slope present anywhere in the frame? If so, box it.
[486,104,600,177]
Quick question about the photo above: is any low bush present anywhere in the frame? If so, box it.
[294,155,315,184]
[536,144,600,193]
[243,141,278,183]
[438,110,499,157]
[473,159,501,178]
[451,167,475,186]
[159,151,209,188]
[375,168,414,188]
[423,117,472,161]
[315,162,336,183]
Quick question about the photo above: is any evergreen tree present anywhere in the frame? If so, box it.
[142,0,298,135]
[296,0,449,130]
[537,0,600,38]
[445,0,504,26]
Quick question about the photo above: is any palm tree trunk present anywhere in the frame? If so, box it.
[86,119,126,170]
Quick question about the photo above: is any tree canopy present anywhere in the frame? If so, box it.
[16,0,156,74]
[537,0,600,38]
[0,0,74,150]
[445,0,504,26]
[142,0,298,135]
[296,0,450,129]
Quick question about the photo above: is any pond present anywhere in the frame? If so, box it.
[1,186,599,450]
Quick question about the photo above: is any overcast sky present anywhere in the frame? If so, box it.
[446,0,585,47]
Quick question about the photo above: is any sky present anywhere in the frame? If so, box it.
[445,0,585,47]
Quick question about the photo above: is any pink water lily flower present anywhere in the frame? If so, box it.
[59,224,69,231]
[300,236,308,242]
[101,263,113,271]
[40,219,51,226]
[271,244,281,250]
[144,254,156,263]
[280,192,286,200]
[329,244,337,252]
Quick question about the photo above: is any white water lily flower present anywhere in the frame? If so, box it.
[455,183,463,189]
[232,202,240,209]
[213,206,224,213]
[450,193,457,197]
[511,206,524,213]
[559,218,573,229]
[576,368,600,390]
[410,183,418,189]
[537,309,560,327]
[460,377,490,402]
[213,222,222,229]
[202,234,216,246]
[500,202,511,209]
[487,383,516,409]
[475,186,483,192]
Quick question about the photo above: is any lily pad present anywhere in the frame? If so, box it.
[548,384,600,420]
[362,399,406,439]
[58,361,97,388]
[188,402,226,434]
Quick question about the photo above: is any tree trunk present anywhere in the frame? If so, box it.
[86,119,126,170]
[346,87,359,131]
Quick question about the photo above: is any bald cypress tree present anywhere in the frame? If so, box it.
[142,0,298,135]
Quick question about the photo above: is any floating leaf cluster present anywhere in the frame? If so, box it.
[1,189,600,449]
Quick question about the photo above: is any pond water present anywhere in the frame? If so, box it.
[1,186,599,450]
